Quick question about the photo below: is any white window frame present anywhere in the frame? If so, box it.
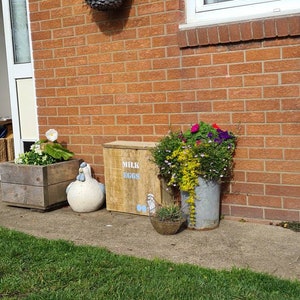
[181,0,300,29]
[2,0,38,156]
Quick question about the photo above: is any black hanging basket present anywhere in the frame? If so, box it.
[85,0,124,11]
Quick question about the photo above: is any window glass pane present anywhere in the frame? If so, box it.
[10,0,31,64]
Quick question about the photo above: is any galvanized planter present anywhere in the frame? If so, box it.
[181,177,221,230]
[85,0,124,11]
[0,159,79,211]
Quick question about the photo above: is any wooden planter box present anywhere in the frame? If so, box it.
[103,141,162,216]
[0,159,79,211]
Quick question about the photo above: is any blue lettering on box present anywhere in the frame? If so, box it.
[123,172,140,180]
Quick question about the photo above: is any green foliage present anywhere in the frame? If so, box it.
[151,131,182,193]
[44,143,74,161]
[15,142,58,165]
[0,227,299,300]
[156,205,182,222]
[15,138,74,166]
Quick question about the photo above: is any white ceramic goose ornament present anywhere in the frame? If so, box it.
[66,162,105,212]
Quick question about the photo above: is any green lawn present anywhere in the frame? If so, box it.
[0,227,299,300]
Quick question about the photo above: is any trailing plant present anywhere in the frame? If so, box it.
[15,129,74,165]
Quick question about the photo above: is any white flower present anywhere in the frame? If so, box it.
[46,129,58,142]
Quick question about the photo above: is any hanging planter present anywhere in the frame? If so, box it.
[85,0,124,11]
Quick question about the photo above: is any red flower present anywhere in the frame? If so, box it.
[212,123,220,129]
[191,123,199,133]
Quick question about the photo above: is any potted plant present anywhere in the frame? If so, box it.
[150,204,186,235]
[85,0,124,11]
[151,121,237,230]
[0,129,79,211]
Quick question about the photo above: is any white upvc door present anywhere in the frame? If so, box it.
[1,0,38,156]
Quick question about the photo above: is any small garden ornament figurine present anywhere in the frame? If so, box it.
[66,161,105,213]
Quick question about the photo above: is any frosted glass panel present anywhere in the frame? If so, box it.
[16,78,38,140]
[10,0,31,64]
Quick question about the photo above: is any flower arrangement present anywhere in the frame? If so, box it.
[15,129,74,165]
[151,121,237,225]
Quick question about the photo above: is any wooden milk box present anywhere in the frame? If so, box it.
[103,141,162,215]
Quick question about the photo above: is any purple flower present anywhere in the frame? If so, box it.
[217,129,232,140]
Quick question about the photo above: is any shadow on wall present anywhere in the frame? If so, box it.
[86,0,134,35]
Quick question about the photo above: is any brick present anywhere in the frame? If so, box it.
[247,172,280,184]
[287,16,300,36]
[143,114,169,125]
[222,194,247,205]
[228,23,240,42]
[245,99,280,111]
[80,106,102,115]
[57,106,79,115]
[264,209,299,222]
[213,52,244,64]
[264,85,299,98]
[128,125,154,135]
[231,206,264,219]
[231,182,264,195]
[264,18,276,38]
[101,84,127,94]
[266,161,300,173]
[248,195,282,208]
[196,89,227,101]
[249,148,283,160]
[117,115,141,125]
[264,59,300,72]
[266,185,300,197]
[232,111,265,123]
[187,29,198,47]
[218,25,230,43]
[229,62,262,75]
[275,18,290,37]
[154,103,181,113]
[247,124,281,135]
[251,20,264,40]
[284,149,300,160]
[266,137,300,148]
[281,72,300,84]
[281,99,300,111]
[207,26,219,44]
[138,25,164,38]
[282,173,300,185]
[213,101,244,112]
[69,116,91,126]
[92,116,115,125]
[211,76,243,88]
[232,159,264,172]
[244,74,278,86]
[182,101,211,113]
[283,198,300,210]
[153,81,180,92]
[240,22,252,41]
[196,27,209,46]
[127,104,153,114]
[181,78,211,90]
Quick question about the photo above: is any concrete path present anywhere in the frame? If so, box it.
[0,201,299,281]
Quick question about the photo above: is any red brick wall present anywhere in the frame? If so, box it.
[28,0,300,222]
